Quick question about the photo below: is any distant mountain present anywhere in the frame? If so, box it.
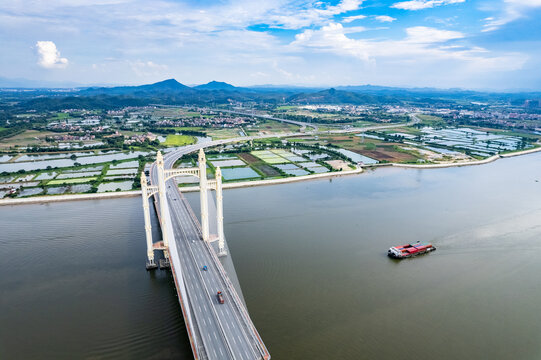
[194,81,236,90]
[287,88,401,105]
[81,78,194,96]
[139,78,191,91]
[4,78,540,110]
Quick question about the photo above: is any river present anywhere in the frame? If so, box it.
[1,152,541,359]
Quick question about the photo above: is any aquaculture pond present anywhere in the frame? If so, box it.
[97,181,134,192]
[328,148,379,164]
[221,167,261,180]
[0,151,149,172]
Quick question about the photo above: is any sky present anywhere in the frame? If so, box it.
[1,0,541,90]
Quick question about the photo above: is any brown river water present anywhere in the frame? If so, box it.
[1,152,541,359]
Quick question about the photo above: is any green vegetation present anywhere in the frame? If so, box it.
[163,134,196,146]
[416,114,446,128]
[54,112,70,120]
[48,177,97,185]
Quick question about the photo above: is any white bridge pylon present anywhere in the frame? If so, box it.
[141,149,227,269]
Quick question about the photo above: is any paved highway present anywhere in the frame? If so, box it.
[151,146,270,360]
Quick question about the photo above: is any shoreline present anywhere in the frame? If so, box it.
[0,168,362,206]
[387,146,541,169]
[1,146,540,206]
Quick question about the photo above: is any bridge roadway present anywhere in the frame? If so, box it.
[151,145,270,360]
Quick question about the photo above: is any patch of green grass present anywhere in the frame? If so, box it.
[173,127,205,132]
[48,177,97,185]
[417,114,446,127]
[163,134,196,146]
[55,112,70,119]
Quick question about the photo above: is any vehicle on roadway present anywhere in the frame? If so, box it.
[202,265,208,271]
[217,291,224,304]
[388,242,436,259]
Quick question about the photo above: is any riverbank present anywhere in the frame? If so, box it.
[0,190,141,206]
[2,146,540,206]
[0,168,362,206]
[381,146,541,170]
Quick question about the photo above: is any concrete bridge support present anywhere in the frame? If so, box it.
[141,172,158,270]
[215,167,227,256]
[198,149,210,242]
[156,151,170,260]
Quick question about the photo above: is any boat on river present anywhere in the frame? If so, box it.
[388,242,436,259]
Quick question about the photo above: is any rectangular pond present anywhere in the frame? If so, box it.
[97,181,134,192]
[275,164,300,171]
[0,151,148,173]
[56,171,102,179]
[306,166,329,173]
[221,167,261,180]
[106,168,139,176]
[284,169,310,176]
[17,187,44,197]
[210,159,245,167]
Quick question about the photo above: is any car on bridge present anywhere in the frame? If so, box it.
[217,291,224,304]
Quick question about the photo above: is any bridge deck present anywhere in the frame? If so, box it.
[150,145,270,360]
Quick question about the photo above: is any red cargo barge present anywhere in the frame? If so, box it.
[388,242,436,259]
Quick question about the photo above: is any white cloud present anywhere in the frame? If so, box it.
[405,26,464,43]
[374,15,397,22]
[483,0,541,31]
[343,14,367,23]
[391,0,465,11]
[264,0,365,29]
[35,41,68,68]
[291,23,525,72]
[129,60,168,77]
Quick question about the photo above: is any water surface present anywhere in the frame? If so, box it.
[2,152,541,360]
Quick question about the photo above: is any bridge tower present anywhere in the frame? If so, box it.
[141,171,159,270]
[142,149,229,269]
[215,167,227,256]
[156,151,170,261]
[198,149,210,242]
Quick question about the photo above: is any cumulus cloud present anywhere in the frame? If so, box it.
[405,26,463,43]
[35,41,68,68]
[374,15,397,22]
[343,14,367,23]
[291,23,525,72]
[392,0,465,11]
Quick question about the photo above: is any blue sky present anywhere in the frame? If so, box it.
[1,0,540,90]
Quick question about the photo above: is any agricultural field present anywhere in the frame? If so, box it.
[0,156,144,198]
[163,134,196,146]
[245,120,300,135]
[0,130,58,150]
[314,134,421,163]
[174,143,347,187]
[206,128,245,140]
